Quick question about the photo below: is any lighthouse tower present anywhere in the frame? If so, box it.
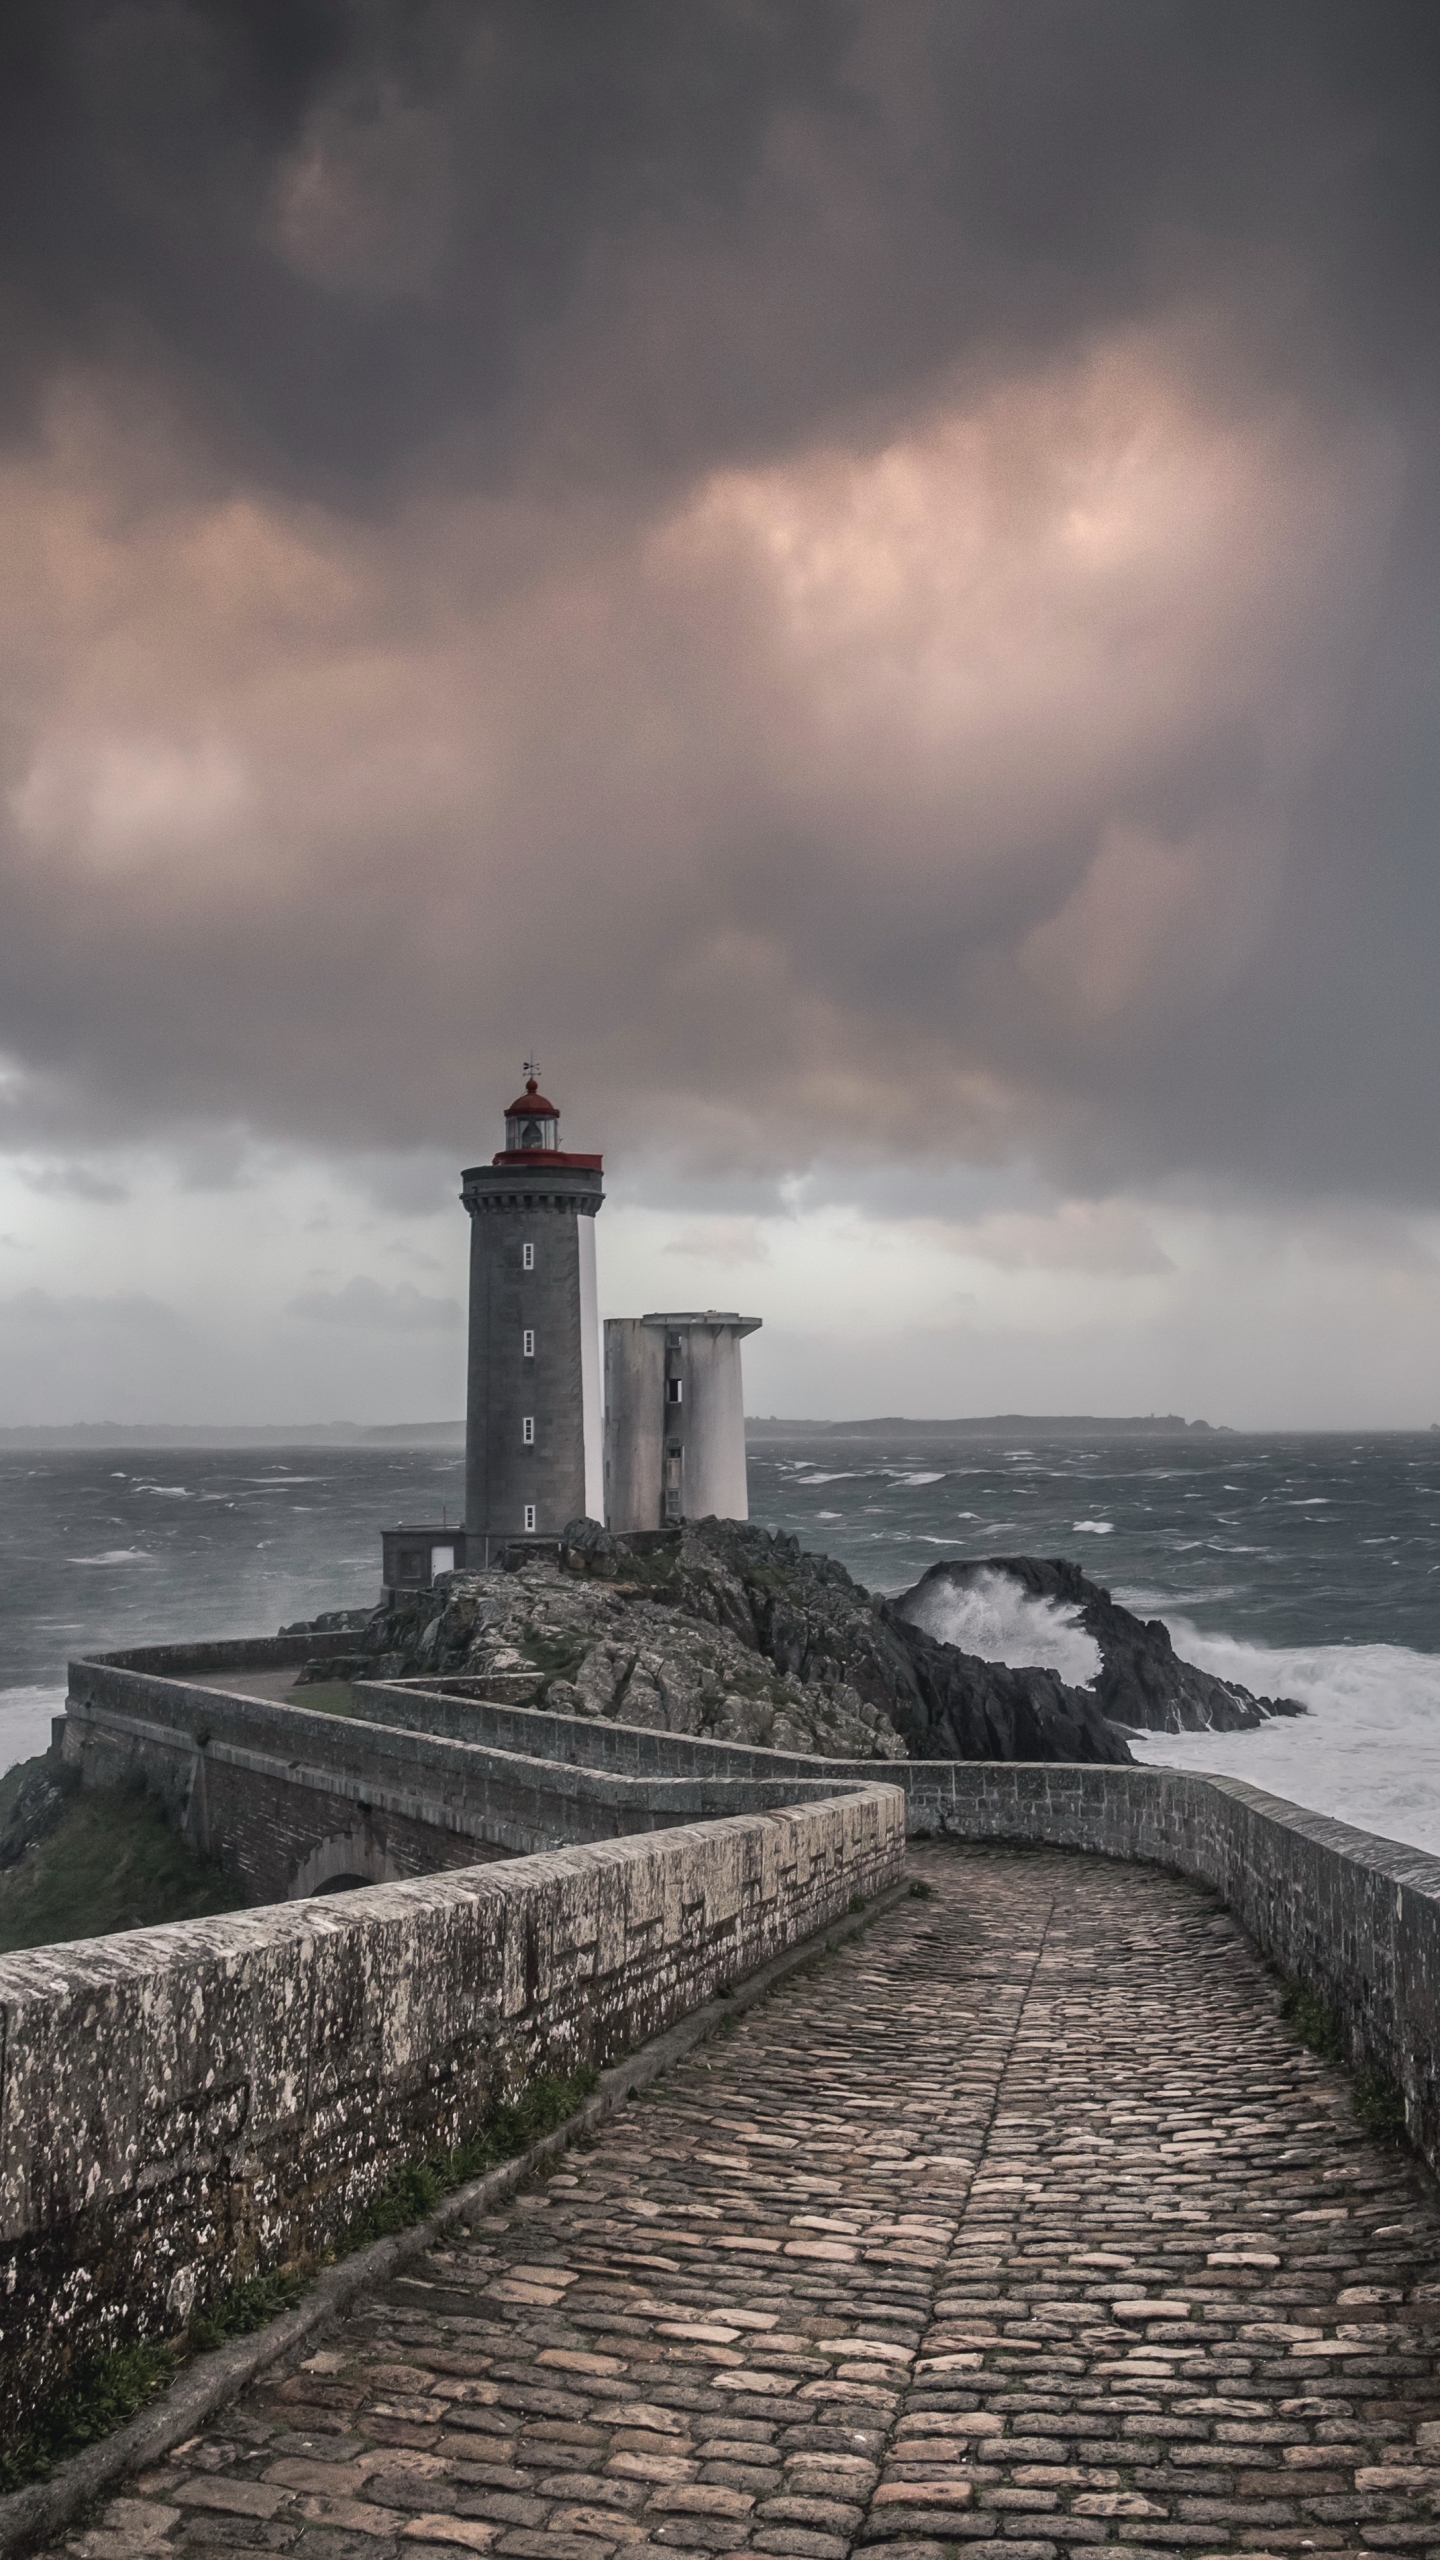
[460,1071,604,1553]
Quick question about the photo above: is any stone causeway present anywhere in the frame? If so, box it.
[41,1842,1440,2560]
[5,1633,1440,2560]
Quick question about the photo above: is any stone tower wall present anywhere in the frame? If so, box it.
[462,1162,603,1545]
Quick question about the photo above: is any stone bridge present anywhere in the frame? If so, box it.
[4,1637,1440,2560]
[60,1634,899,1902]
[27,1842,1440,2560]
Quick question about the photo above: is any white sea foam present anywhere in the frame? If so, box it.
[67,1548,151,1565]
[901,1565,1103,1688]
[0,1685,67,1778]
[1073,1519,1114,1534]
[1132,1622,1440,1857]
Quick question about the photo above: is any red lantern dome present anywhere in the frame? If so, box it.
[494,1072,601,1168]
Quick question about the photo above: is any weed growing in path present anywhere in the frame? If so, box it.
[0,2339,181,2495]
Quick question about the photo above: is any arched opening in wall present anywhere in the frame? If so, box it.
[290,1831,400,1899]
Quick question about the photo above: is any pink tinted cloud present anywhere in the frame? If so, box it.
[0,321,1396,1184]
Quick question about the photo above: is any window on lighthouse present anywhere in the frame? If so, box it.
[523,1329,535,1357]
[523,1416,535,1445]
[522,1242,535,1270]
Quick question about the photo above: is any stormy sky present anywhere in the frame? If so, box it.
[3,0,1440,1426]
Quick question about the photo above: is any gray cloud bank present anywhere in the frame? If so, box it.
[2,2,1439,1204]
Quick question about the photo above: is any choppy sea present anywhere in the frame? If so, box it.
[3,1431,1439,1855]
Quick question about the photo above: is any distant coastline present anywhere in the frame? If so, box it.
[744,1413,1231,1440]
[8,1413,1437,1450]
[0,1411,1229,1450]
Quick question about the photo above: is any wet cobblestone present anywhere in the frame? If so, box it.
[50,1845,1440,2560]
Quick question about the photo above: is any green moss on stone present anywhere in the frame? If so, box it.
[0,1771,241,1955]
[342,2064,600,2250]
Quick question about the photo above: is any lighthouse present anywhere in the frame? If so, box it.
[461,1071,605,1553]
[380,1066,762,1596]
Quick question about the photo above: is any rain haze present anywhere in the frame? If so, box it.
[3,0,1440,1427]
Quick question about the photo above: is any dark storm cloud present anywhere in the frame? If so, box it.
[2,1,1440,1203]
[6,2,1438,483]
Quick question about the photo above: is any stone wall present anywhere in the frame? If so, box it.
[0,1784,903,2433]
[920,1761,1440,2178]
[63,1654,890,1900]
[355,1673,865,1778]
[20,1637,1440,2437]
[61,1657,1440,2188]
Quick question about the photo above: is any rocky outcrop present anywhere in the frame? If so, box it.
[303,1520,907,1759]
[876,1606,1134,1762]
[0,1756,77,1872]
[894,1554,1306,1734]
[297,1518,1133,1765]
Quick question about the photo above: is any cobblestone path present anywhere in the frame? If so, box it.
[62,1845,1440,2560]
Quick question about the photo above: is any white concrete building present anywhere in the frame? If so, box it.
[604,1311,761,1531]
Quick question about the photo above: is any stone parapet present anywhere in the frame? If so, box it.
[61,1655,890,1898]
[0,1782,904,2434]
[920,1759,1440,2177]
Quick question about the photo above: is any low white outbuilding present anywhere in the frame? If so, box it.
[604,1310,761,1530]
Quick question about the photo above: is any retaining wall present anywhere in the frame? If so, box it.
[0,1783,903,2432]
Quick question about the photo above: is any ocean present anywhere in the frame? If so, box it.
[3,1430,1438,1854]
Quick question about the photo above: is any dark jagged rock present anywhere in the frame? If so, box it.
[895,1554,1306,1734]
[653,1519,1131,1765]
[876,1607,1134,1762]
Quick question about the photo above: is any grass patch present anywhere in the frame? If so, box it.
[1353,2068,1409,2144]
[612,1548,681,1591]
[0,1778,242,1956]
[187,2266,310,2351]
[518,1628,587,1682]
[1279,1979,1346,2064]
[908,1879,935,1899]
[0,2338,181,2494]
[341,2064,600,2251]
[283,1681,357,1719]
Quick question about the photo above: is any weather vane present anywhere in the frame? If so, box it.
[523,1055,539,1081]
